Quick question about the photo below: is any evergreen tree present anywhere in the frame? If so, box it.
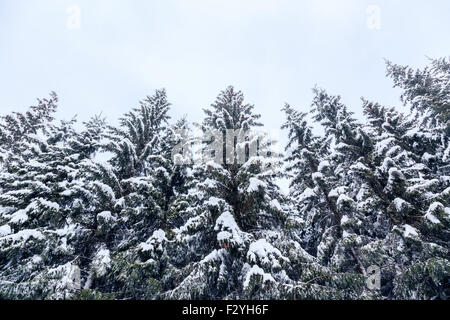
[95,90,192,299]
[0,92,57,165]
[0,105,116,298]
[0,57,448,300]
[282,58,449,299]
[163,86,334,300]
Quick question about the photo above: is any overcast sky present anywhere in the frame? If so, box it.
[1,0,449,131]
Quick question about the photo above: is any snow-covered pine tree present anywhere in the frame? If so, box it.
[382,58,450,298]
[283,58,449,300]
[0,92,58,167]
[1,57,448,300]
[160,86,331,300]
[281,104,331,252]
[308,88,380,275]
[150,116,193,229]
[94,90,193,299]
[282,102,369,299]
[341,58,450,299]
[0,104,119,299]
[386,57,450,128]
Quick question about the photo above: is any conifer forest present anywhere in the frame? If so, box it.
[0,58,449,300]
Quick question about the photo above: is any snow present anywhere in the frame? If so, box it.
[57,237,70,253]
[176,213,207,235]
[270,199,282,211]
[0,229,44,245]
[356,186,369,201]
[92,181,116,201]
[27,159,46,169]
[402,224,419,238]
[0,225,12,237]
[387,167,404,183]
[427,202,443,213]
[217,231,232,242]
[441,187,450,196]
[247,177,266,193]
[54,222,77,236]
[115,197,126,209]
[205,197,222,206]
[375,134,395,155]
[201,249,222,263]
[393,198,408,212]
[386,146,401,158]
[340,215,349,225]
[425,202,443,224]
[139,242,154,252]
[298,188,316,202]
[139,229,168,252]
[97,211,116,222]
[154,166,170,179]
[312,172,323,181]
[247,239,288,266]
[243,264,275,288]
[152,229,167,241]
[337,194,353,207]
[425,212,440,224]
[202,178,217,189]
[406,179,439,193]
[38,198,60,211]
[205,160,224,171]
[93,248,111,276]
[60,190,73,196]
[328,186,347,198]
[350,162,370,172]
[404,127,433,139]
[214,211,246,245]
[0,189,33,201]
[421,152,434,162]
[335,142,349,150]
[32,255,43,264]
[9,210,28,224]
[318,160,330,172]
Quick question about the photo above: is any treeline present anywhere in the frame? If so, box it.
[0,58,448,300]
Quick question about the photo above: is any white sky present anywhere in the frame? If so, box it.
[1,0,449,132]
